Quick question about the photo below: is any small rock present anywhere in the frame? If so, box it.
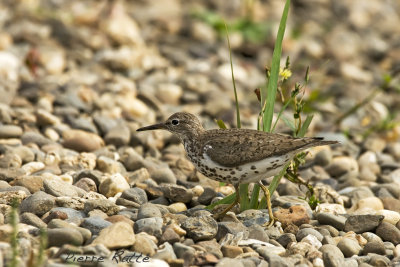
[376,222,400,245]
[173,242,196,259]
[344,215,384,233]
[216,258,245,267]
[363,240,386,255]
[326,156,359,177]
[80,217,112,236]
[131,232,158,256]
[74,178,97,192]
[150,168,177,184]
[182,215,218,241]
[198,187,216,205]
[274,205,310,227]
[62,129,104,152]
[277,233,296,248]
[47,228,84,247]
[0,125,22,138]
[137,203,162,219]
[47,219,92,242]
[316,213,346,231]
[296,228,323,242]
[381,197,400,213]
[352,197,384,212]
[84,199,119,216]
[153,242,177,261]
[160,227,180,244]
[337,237,362,257]
[44,179,85,197]
[168,202,187,213]
[120,187,148,205]
[160,184,193,203]
[134,217,163,238]
[20,212,47,229]
[91,222,135,249]
[99,173,130,198]
[216,221,249,241]
[104,123,131,147]
[320,244,345,267]
[20,191,55,216]
[97,156,126,174]
[375,209,400,225]
[221,245,243,258]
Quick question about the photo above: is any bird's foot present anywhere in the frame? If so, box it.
[262,215,278,228]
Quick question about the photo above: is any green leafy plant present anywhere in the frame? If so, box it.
[207,0,322,213]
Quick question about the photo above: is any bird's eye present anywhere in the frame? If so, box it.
[171,119,179,125]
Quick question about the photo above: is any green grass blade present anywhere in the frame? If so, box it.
[297,114,314,137]
[215,119,228,129]
[205,193,236,210]
[249,184,261,209]
[261,0,290,132]
[225,23,241,128]
[271,98,293,132]
[239,184,250,211]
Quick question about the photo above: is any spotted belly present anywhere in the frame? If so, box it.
[187,150,294,185]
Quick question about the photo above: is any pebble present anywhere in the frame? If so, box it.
[296,228,323,242]
[47,228,84,247]
[132,232,158,256]
[20,191,55,216]
[153,242,177,260]
[160,184,193,203]
[216,221,249,241]
[62,129,104,152]
[274,205,310,227]
[44,179,85,197]
[84,199,119,216]
[134,217,163,238]
[20,212,47,229]
[137,203,162,219]
[376,222,400,245]
[74,177,97,192]
[47,219,92,242]
[104,123,131,147]
[337,237,362,257]
[316,212,346,231]
[0,125,22,138]
[150,168,177,184]
[91,222,135,249]
[182,215,218,241]
[80,217,112,236]
[320,244,345,267]
[98,173,130,198]
[344,215,384,233]
[120,187,148,204]
[326,156,359,177]
[363,240,386,255]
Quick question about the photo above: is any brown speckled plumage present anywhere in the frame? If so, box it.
[137,112,337,185]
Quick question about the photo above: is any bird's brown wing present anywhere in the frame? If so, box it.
[201,129,335,167]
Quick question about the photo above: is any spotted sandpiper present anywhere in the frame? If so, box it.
[137,112,337,226]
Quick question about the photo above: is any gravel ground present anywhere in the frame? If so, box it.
[0,0,400,266]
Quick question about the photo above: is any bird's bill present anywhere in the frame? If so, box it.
[136,123,166,131]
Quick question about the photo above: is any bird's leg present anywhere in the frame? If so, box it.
[257,181,276,227]
[213,184,240,220]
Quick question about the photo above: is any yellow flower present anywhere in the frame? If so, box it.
[279,68,292,80]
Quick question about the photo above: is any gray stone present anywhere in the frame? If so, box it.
[198,187,217,205]
[48,219,92,242]
[20,212,47,229]
[376,222,400,245]
[153,242,177,260]
[137,203,162,219]
[47,228,84,247]
[121,187,148,204]
[248,224,269,242]
[20,191,55,216]
[182,215,217,241]
[119,148,145,172]
[362,241,386,255]
[173,242,196,259]
[316,212,346,231]
[160,184,193,203]
[80,217,112,235]
[368,253,391,266]
[44,179,85,197]
[337,237,362,257]
[0,125,22,138]
[296,228,323,242]
[21,131,53,147]
[12,146,35,164]
[104,123,130,147]
[84,199,119,216]
[134,217,163,238]
[197,239,223,259]
[150,168,177,184]
[344,215,384,234]
[257,249,291,267]
[320,244,345,267]
[51,207,86,224]
[216,258,245,267]
[216,221,249,241]
[74,178,97,192]
[277,233,296,248]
